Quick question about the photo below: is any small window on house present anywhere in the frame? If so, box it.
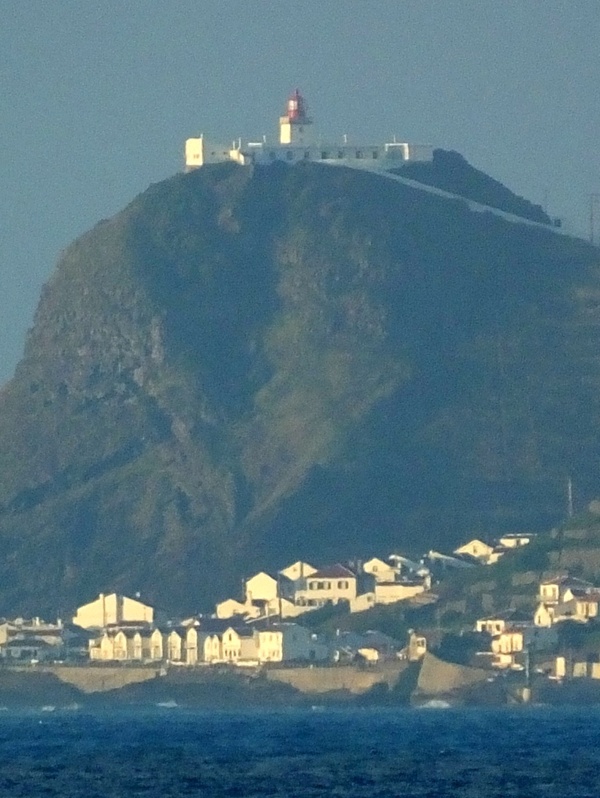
[355,150,363,159]
[324,581,331,590]
[372,150,379,159]
[338,150,345,159]
[321,151,329,160]
[338,580,348,589]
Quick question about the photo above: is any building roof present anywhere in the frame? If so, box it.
[376,579,424,588]
[477,607,529,623]
[105,620,152,630]
[541,575,593,588]
[200,618,243,634]
[571,589,600,601]
[309,564,356,579]
[246,571,277,583]
[225,626,254,638]
[2,638,55,648]
[454,538,493,550]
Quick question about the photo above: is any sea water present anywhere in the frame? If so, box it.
[0,705,598,796]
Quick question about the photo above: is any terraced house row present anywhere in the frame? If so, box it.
[89,619,328,666]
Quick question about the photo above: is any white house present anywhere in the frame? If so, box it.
[534,602,555,628]
[497,533,536,549]
[362,557,397,583]
[553,589,600,624]
[221,626,255,663]
[278,623,328,662]
[374,580,426,605]
[538,576,594,605]
[73,593,154,629]
[279,561,317,582]
[215,598,260,620]
[475,613,514,636]
[165,629,184,662]
[185,626,221,665]
[453,539,495,563]
[245,572,278,604]
[294,564,357,607]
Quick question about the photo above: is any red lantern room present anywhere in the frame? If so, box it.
[279,89,313,144]
[286,89,309,122]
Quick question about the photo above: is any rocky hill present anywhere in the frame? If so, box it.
[0,157,599,616]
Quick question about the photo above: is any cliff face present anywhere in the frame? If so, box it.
[0,159,599,616]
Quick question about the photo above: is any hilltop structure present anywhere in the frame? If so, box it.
[185,89,433,171]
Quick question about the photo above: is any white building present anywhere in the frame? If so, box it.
[294,564,357,607]
[73,593,154,629]
[215,598,260,620]
[185,626,221,665]
[374,580,425,605]
[538,576,594,606]
[497,533,536,549]
[185,90,433,173]
[245,572,279,604]
[453,539,495,563]
[362,557,397,583]
[279,561,317,582]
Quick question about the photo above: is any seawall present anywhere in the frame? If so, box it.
[7,665,160,693]
[265,663,407,695]
[415,652,490,698]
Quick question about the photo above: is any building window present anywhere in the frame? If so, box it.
[321,151,329,160]
[372,150,379,159]
[338,580,348,589]
[337,150,344,159]
[355,150,363,159]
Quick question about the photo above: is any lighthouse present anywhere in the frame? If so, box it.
[184,90,433,170]
[279,89,314,146]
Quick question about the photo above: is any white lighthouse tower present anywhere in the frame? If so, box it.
[279,89,314,146]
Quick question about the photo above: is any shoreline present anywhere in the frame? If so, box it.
[0,659,598,709]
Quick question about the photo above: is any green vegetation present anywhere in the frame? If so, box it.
[0,157,598,616]
[398,149,552,224]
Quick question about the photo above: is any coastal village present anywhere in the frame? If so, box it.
[4,518,600,703]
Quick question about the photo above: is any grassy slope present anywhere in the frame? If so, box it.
[0,160,598,616]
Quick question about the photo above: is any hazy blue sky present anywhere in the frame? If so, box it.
[1,0,599,384]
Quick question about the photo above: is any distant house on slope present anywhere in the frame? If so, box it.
[294,564,357,608]
[73,593,154,629]
[453,539,495,564]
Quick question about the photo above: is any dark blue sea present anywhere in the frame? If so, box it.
[0,705,598,796]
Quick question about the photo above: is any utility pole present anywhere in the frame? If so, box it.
[590,194,600,245]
